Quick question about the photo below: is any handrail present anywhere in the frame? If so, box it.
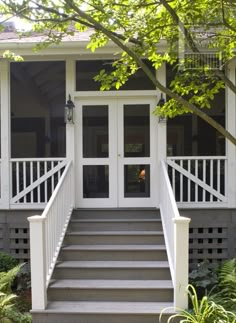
[160,160,190,309]
[28,161,74,310]
[167,156,226,160]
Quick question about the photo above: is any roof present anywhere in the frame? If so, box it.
[0,29,93,43]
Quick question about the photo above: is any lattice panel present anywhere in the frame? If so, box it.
[189,225,228,269]
[9,224,30,263]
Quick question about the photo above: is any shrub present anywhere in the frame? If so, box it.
[211,258,236,312]
[0,253,18,273]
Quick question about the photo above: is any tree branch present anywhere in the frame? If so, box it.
[66,0,236,145]
[160,0,236,94]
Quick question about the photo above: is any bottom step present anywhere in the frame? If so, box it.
[32,301,178,323]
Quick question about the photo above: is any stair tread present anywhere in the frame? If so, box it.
[62,244,166,251]
[71,219,161,222]
[49,279,173,289]
[66,231,163,235]
[41,301,175,314]
[56,261,169,268]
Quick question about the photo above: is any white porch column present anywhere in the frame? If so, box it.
[226,64,236,207]
[0,60,11,209]
[66,59,76,206]
[156,63,167,206]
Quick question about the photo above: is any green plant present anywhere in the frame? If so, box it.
[0,264,32,322]
[211,258,236,312]
[0,266,21,323]
[0,253,18,273]
[160,284,236,323]
[4,307,32,323]
[189,260,218,293]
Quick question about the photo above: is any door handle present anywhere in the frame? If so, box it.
[118,154,121,157]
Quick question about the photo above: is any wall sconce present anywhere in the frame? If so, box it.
[157,93,167,123]
[65,94,75,124]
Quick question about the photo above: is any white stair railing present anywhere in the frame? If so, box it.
[160,160,191,309]
[28,161,74,310]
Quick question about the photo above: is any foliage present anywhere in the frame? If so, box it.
[0,264,32,323]
[1,0,236,144]
[161,284,236,323]
[0,253,18,273]
[189,259,218,296]
[4,307,32,323]
[211,258,236,312]
[0,266,20,322]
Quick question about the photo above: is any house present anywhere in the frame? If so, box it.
[0,27,235,322]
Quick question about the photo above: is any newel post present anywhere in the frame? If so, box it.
[173,217,191,309]
[28,215,47,310]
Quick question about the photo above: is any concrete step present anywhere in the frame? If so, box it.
[52,261,171,280]
[68,219,163,231]
[64,231,164,245]
[72,208,160,220]
[48,279,173,302]
[32,301,176,323]
[59,244,167,261]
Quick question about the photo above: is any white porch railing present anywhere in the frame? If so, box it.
[167,156,227,207]
[28,161,74,310]
[160,160,190,309]
[10,158,66,208]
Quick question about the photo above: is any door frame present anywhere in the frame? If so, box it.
[74,95,159,208]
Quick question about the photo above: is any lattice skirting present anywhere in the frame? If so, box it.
[0,210,41,263]
[181,209,236,269]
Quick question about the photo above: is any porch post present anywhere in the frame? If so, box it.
[226,63,236,207]
[66,59,75,206]
[156,63,167,206]
[0,60,11,209]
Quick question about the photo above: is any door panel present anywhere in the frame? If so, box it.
[76,99,117,207]
[118,98,157,207]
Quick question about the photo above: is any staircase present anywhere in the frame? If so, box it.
[32,209,175,323]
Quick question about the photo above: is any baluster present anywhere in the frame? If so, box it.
[37,162,40,203]
[16,162,19,196]
[187,159,191,202]
[217,160,220,201]
[23,162,26,203]
[210,159,213,202]
[203,160,206,202]
[180,159,183,202]
[172,163,175,197]
[44,162,48,203]
[195,160,198,202]
[30,162,33,203]
[51,161,55,193]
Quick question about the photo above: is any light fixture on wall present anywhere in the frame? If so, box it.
[157,93,167,123]
[65,94,75,124]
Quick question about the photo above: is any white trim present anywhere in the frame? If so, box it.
[156,63,167,206]
[0,60,11,209]
[226,65,236,207]
[73,90,158,98]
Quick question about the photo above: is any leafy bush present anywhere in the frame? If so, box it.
[0,265,32,323]
[211,258,236,312]
[0,253,18,273]
[189,259,218,291]
[0,266,20,322]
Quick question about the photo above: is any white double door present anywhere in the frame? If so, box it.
[76,97,158,208]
